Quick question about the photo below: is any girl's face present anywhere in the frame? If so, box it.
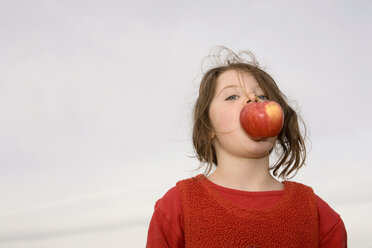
[209,69,277,159]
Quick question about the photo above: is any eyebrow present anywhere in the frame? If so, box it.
[217,84,261,97]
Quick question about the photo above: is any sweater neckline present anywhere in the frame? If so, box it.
[196,174,293,215]
[206,177,284,196]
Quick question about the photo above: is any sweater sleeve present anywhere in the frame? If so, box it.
[316,195,348,247]
[146,186,185,248]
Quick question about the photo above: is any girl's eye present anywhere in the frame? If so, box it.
[225,95,239,101]
[225,95,268,101]
[257,95,269,101]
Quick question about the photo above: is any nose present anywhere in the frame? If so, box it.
[246,93,259,104]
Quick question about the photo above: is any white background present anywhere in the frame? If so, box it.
[0,0,371,247]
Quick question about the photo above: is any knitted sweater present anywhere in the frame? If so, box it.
[177,174,318,247]
[146,175,347,247]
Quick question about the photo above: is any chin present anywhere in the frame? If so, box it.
[246,140,275,156]
[253,136,277,143]
[246,149,271,158]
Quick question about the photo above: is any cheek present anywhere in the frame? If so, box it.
[209,105,240,132]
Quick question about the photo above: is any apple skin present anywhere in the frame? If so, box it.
[239,101,284,140]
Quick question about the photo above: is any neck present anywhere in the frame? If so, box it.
[207,154,283,192]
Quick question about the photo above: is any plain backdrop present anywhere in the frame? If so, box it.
[0,0,371,247]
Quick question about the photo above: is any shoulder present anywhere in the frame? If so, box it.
[284,180,319,205]
[153,184,184,236]
[156,174,203,210]
[285,180,315,192]
[314,194,344,239]
[315,194,341,220]
[288,181,341,221]
[286,181,341,219]
[149,186,185,245]
[155,185,182,213]
[287,181,346,240]
[176,174,204,186]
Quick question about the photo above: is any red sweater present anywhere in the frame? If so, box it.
[178,174,319,247]
[147,174,347,247]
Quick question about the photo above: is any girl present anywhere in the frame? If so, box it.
[146,47,347,248]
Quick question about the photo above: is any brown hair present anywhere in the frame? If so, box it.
[191,47,308,180]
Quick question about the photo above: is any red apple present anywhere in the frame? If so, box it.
[240,100,284,140]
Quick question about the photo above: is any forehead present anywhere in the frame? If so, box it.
[215,69,261,90]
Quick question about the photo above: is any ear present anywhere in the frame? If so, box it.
[210,131,216,140]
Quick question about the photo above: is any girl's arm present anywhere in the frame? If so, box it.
[146,187,185,248]
[319,217,347,247]
[316,195,348,247]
